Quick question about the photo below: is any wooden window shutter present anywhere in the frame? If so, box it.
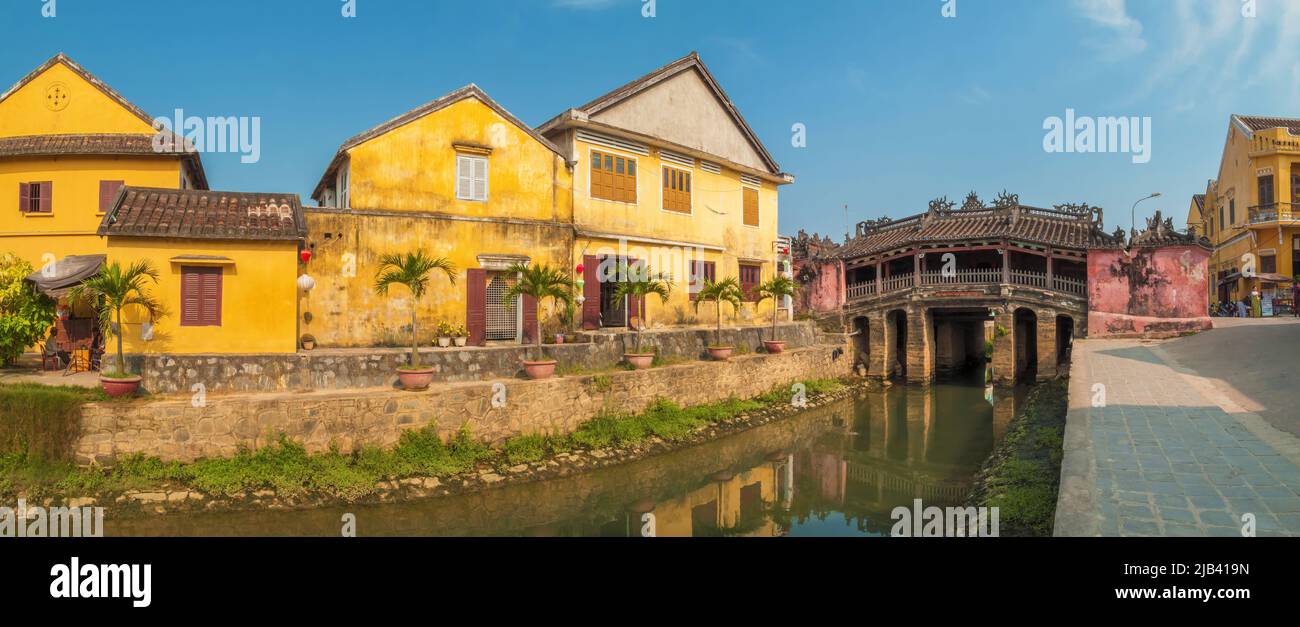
[201,270,222,326]
[522,294,538,344]
[181,266,222,326]
[456,157,469,199]
[18,183,30,213]
[466,268,487,346]
[472,157,488,201]
[743,187,759,226]
[99,180,124,213]
[582,255,601,330]
[38,182,52,213]
[181,269,201,326]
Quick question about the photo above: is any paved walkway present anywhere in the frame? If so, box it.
[1055,333,1300,537]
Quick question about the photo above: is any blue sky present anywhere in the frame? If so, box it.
[3,0,1297,239]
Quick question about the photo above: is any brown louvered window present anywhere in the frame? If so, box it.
[739,263,762,301]
[743,186,759,227]
[19,182,52,213]
[688,260,716,301]
[663,167,692,213]
[591,150,637,203]
[180,266,222,327]
[99,180,124,214]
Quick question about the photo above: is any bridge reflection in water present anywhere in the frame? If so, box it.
[108,373,1024,538]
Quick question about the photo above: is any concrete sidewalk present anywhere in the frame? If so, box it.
[1055,336,1300,537]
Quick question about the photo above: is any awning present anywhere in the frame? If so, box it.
[1217,272,1241,286]
[1253,273,1294,283]
[24,254,106,298]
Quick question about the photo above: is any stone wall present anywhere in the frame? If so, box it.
[108,322,817,396]
[77,342,853,465]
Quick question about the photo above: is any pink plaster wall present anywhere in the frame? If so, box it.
[1087,245,1212,338]
[795,259,845,315]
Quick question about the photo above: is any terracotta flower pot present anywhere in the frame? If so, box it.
[625,353,654,370]
[522,359,558,380]
[397,368,435,390]
[100,375,142,398]
[763,341,787,354]
[707,346,734,361]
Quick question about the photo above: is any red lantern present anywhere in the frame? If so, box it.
[576,263,585,275]
[300,249,313,264]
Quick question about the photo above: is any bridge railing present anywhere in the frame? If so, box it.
[1052,275,1087,295]
[1010,269,1047,289]
[921,269,1002,286]
[847,282,877,299]
[847,268,1085,300]
[882,275,913,293]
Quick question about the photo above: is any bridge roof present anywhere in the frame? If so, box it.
[838,193,1122,259]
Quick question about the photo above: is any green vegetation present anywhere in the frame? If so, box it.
[503,262,574,359]
[693,277,744,348]
[373,251,458,369]
[610,263,672,354]
[968,379,1068,536]
[0,383,96,460]
[755,275,797,342]
[0,253,56,366]
[0,378,849,503]
[67,260,165,378]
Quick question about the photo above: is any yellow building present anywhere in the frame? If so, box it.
[538,52,795,330]
[1200,115,1300,312]
[308,85,575,347]
[0,54,206,267]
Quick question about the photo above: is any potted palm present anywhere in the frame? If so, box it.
[612,262,672,370]
[503,262,573,379]
[756,275,797,354]
[694,276,743,361]
[374,251,457,390]
[67,260,164,397]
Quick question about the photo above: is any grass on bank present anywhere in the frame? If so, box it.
[970,379,1068,537]
[0,379,845,503]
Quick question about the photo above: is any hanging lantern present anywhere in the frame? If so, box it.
[297,274,317,291]
[575,263,585,275]
[300,249,313,264]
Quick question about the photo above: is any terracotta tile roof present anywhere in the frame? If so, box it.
[1234,115,1300,135]
[0,54,208,189]
[99,187,306,241]
[838,195,1121,259]
[311,85,565,202]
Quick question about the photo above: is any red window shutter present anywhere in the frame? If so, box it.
[19,183,30,213]
[99,180,124,213]
[522,294,538,344]
[466,268,487,346]
[201,270,222,326]
[582,255,600,330]
[181,269,200,326]
[39,182,52,213]
[181,266,222,326]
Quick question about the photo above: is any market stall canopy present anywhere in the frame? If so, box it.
[24,254,106,298]
[1254,273,1295,283]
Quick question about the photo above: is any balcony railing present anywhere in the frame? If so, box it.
[847,268,1085,300]
[1248,203,1299,225]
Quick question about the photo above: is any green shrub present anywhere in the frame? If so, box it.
[0,383,89,460]
[0,254,56,366]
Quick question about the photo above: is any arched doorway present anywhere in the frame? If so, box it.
[1013,308,1037,383]
[852,316,870,372]
[1055,315,1075,366]
[887,310,908,379]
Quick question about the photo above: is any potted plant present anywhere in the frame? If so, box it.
[755,275,797,354]
[67,260,164,397]
[435,321,454,348]
[453,323,469,347]
[612,262,672,370]
[694,276,744,361]
[503,262,573,379]
[300,334,316,351]
[374,251,457,390]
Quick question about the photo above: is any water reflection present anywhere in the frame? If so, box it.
[109,372,1025,538]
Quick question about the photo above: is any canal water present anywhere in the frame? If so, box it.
[109,373,1025,537]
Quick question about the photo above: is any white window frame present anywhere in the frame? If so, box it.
[457,155,489,202]
[336,161,350,209]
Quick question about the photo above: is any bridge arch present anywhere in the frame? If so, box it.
[851,315,871,372]
[885,309,908,380]
[1013,308,1038,383]
[1055,314,1075,366]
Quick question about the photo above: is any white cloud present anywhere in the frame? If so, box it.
[1072,0,1148,57]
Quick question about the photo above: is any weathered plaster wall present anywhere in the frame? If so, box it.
[1087,245,1212,338]
[76,343,853,464]
[794,258,844,315]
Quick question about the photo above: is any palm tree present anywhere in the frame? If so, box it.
[67,260,164,377]
[756,275,797,342]
[611,262,672,354]
[502,262,573,360]
[693,277,743,348]
[374,251,457,369]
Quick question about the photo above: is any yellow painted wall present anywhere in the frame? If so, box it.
[106,238,299,355]
[344,97,573,223]
[0,156,183,265]
[650,466,778,537]
[1204,124,1300,303]
[302,211,572,348]
[0,61,158,137]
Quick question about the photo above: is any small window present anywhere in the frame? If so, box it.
[19,182,52,214]
[180,266,222,327]
[457,155,489,202]
[1261,255,1277,274]
[99,180,124,214]
[663,167,692,214]
[742,186,759,227]
[336,162,350,208]
[688,260,716,300]
[591,149,637,203]
[1229,198,1237,225]
[1258,175,1276,208]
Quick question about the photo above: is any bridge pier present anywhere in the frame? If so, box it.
[905,306,935,384]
